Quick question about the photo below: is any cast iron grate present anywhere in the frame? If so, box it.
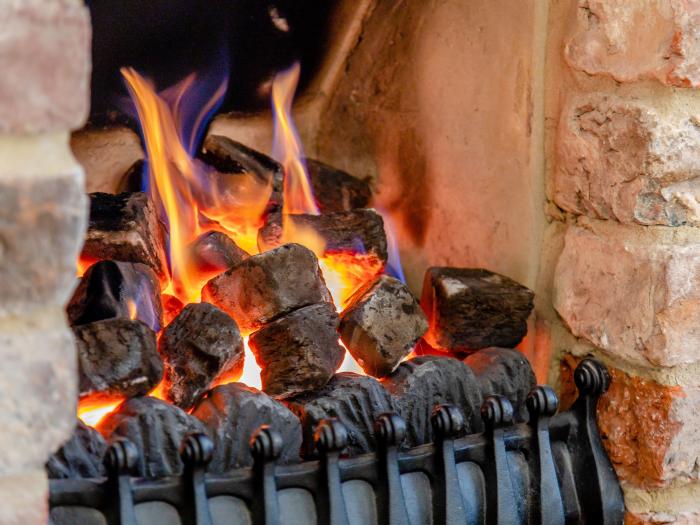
[49,358,624,525]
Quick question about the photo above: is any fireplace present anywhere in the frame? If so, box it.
[3,1,698,524]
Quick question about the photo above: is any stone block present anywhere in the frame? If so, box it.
[0,313,77,476]
[565,0,700,88]
[554,220,700,367]
[0,0,91,132]
[0,470,47,525]
[0,170,87,317]
[556,94,700,227]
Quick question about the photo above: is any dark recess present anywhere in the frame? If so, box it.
[87,0,339,116]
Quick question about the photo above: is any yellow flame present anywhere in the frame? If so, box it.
[78,398,121,427]
[127,299,138,320]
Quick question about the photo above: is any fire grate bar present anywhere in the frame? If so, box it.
[49,358,624,525]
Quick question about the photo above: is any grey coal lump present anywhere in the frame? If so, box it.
[257,209,388,264]
[67,259,164,332]
[287,373,396,458]
[382,356,484,446]
[187,230,249,283]
[420,267,534,353]
[192,382,302,470]
[75,318,162,400]
[46,421,107,479]
[339,275,428,377]
[158,303,245,410]
[305,158,372,213]
[249,302,345,399]
[202,243,333,333]
[464,347,536,422]
[97,396,207,478]
[81,192,169,281]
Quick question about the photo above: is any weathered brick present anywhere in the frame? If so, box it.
[0,313,77,476]
[626,511,700,525]
[565,0,700,88]
[0,168,87,317]
[561,357,700,487]
[555,94,700,227]
[0,470,47,525]
[554,221,700,367]
[0,0,91,132]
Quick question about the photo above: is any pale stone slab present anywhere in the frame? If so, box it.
[0,470,47,525]
[71,126,145,194]
[565,0,700,88]
[555,94,700,227]
[0,168,87,317]
[554,220,700,367]
[0,0,91,132]
[0,313,77,476]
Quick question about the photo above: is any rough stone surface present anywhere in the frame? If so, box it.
[561,357,700,488]
[627,512,700,525]
[339,275,428,377]
[67,260,164,332]
[0,0,91,132]
[0,171,87,317]
[0,315,77,476]
[565,0,700,88]
[554,221,700,368]
[75,319,162,401]
[556,94,700,227]
[420,267,534,352]
[46,422,107,479]
[463,348,536,423]
[202,243,333,333]
[97,397,207,478]
[81,192,169,282]
[258,209,388,264]
[306,158,372,213]
[71,126,145,194]
[159,303,244,409]
[0,470,48,525]
[192,383,302,470]
[287,373,396,458]
[249,303,345,399]
[382,356,484,446]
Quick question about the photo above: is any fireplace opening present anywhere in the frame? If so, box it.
[0,1,627,524]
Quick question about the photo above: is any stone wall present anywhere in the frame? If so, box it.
[0,1,91,524]
[546,0,700,521]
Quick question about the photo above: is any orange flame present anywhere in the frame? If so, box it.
[77,398,122,427]
[272,62,319,216]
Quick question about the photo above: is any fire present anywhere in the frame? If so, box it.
[77,61,398,427]
[272,62,319,217]
[77,398,122,427]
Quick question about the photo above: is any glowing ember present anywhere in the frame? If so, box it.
[77,398,121,427]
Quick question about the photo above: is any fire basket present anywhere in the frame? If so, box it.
[49,358,623,525]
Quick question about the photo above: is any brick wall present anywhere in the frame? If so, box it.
[0,1,90,524]
[547,1,700,522]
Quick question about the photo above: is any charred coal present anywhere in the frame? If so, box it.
[75,318,162,400]
[192,382,302,470]
[421,267,534,353]
[249,302,344,399]
[287,372,396,458]
[339,275,428,377]
[159,303,245,409]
